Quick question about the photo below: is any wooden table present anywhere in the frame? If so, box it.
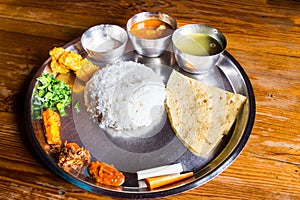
[1,0,299,199]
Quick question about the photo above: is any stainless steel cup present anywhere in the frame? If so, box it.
[126,12,177,57]
[172,24,227,74]
[81,24,128,62]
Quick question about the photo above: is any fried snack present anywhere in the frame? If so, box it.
[49,47,71,74]
[58,50,82,73]
[49,47,82,74]
[49,47,65,60]
[42,108,61,146]
[51,142,90,172]
[88,161,125,186]
[49,47,98,82]
[76,58,98,82]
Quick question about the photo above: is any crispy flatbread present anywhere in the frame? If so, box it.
[165,70,247,156]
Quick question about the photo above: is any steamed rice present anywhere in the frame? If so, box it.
[84,61,166,130]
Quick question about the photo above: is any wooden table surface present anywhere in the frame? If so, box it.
[1,0,299,199]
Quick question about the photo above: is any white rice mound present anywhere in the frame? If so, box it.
[84,61,166,130]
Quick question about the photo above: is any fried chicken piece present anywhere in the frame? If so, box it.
[88,161,125,186]
[51,142,90,172]
[42,108,61,146]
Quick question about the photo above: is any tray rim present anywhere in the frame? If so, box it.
[24,37,256,199]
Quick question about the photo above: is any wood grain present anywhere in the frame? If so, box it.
[0,0,299,199]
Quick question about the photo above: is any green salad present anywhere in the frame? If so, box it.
[32,73,72,119]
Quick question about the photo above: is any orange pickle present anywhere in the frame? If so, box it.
[88,161,125,186]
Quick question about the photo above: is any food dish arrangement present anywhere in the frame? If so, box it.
[25,12,255,198]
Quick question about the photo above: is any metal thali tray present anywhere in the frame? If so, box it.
[25,37,255,198]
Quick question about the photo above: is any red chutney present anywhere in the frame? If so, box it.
[130,19,174,39]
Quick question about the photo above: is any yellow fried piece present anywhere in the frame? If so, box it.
[42,108,62,146]
[50,59,70,74]
[49,47,99,82]
[49,47,82,74]
[76,58,99,82]
[49,47,70,73]
[49,47,65,60]
[58,51,82,73]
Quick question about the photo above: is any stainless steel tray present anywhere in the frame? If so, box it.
[25,37,255,198]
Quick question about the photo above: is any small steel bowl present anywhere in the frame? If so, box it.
[81,24,128,62]
[126,12,177,57]
[172,24,227,74]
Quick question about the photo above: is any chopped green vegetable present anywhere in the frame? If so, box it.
[32,73,72,118]
[74,101,80,113]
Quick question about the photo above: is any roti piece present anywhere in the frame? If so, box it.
[165,70,247,156]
